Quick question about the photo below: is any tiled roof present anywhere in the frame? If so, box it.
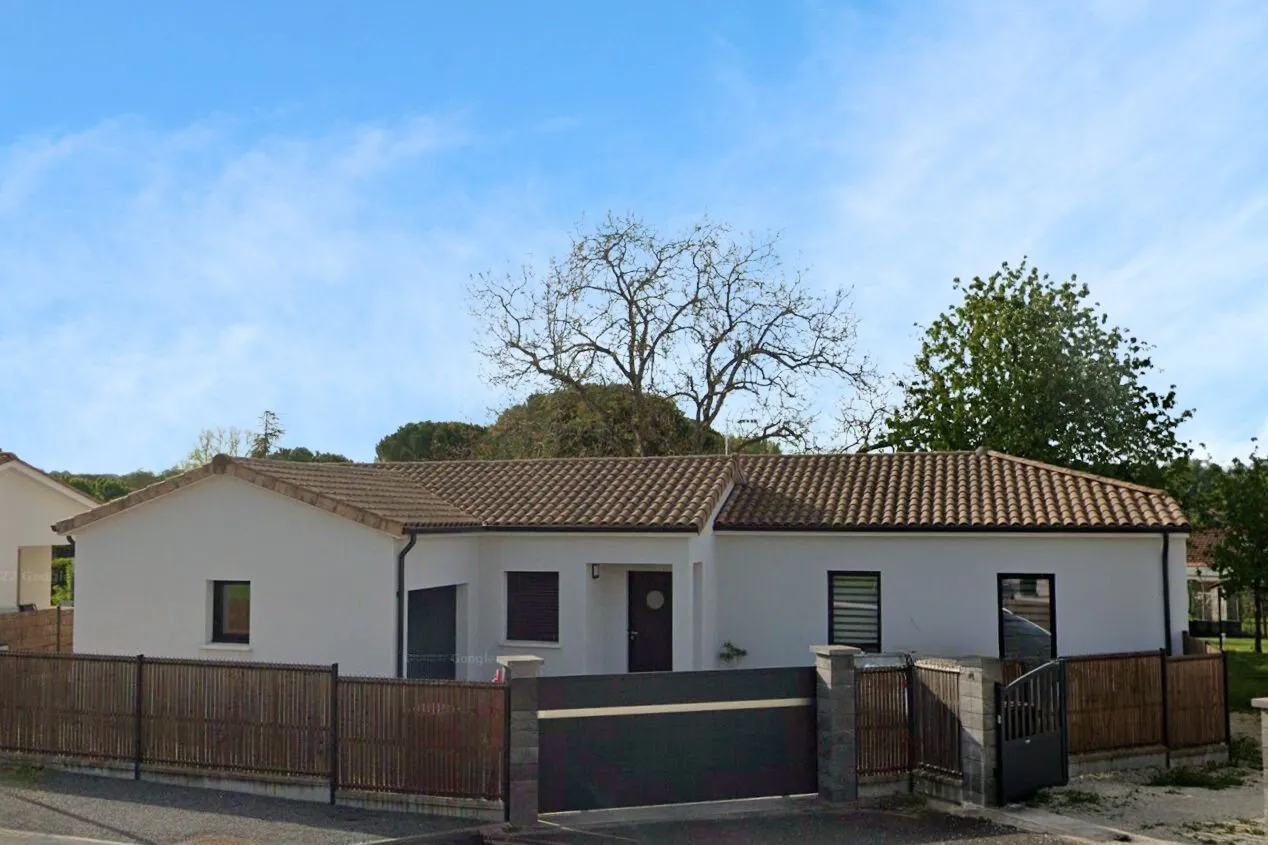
[1187,528,1223,566]
[715,451,1187,532]
[0,451,100,505]
[381,455,738,531]
[52,450,1188,536]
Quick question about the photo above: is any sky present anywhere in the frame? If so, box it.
[2,0,1267,473]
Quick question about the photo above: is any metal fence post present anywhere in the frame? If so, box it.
[1159,648,1171,767]
[133,654,145,781]
[329,663,339,806]
[905,656,917,792]
[1222,650,1232,746]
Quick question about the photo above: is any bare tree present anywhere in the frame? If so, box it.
[179,427,250,469]
[470,213,873,454]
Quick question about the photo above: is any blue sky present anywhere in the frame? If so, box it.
[2,1,1267,473]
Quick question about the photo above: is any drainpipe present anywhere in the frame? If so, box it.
[395,532,418,679]
[1161,532,1173,656]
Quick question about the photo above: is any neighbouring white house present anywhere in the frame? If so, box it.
[0,452,98,613]
[54,450,1190,679]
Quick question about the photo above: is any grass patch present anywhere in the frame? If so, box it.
[1230,735,1262,768]
[0,761,44,786]
[1199,639,1268,712]
[1146,765,1244,790]
[1024,788,1101,808]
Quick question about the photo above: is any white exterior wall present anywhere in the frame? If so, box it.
[71,476,398,676]
[476,534,690,677]
[714,532,1187,668]
[0,466,94,609]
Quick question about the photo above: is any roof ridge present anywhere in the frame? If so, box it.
[374,453,737,468]
[984,451,1173,497]
[232,456,483,525]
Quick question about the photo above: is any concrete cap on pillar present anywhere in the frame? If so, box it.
[1252,697,1268,711]
[497,654,545,679]
[810,644,862,657]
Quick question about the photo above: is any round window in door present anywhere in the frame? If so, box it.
[645,590,665,610]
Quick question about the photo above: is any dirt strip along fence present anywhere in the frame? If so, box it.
[855,659,962,779]
[0,651,506,802]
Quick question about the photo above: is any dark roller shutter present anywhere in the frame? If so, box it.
[507,571,559,642]
[829,572,880,652]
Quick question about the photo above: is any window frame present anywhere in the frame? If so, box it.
[211,580,251,644]
[505,571,560,644]
[997,572,1057,661]
[827,570,882,653]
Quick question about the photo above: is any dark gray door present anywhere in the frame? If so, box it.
[997,660,1068,803]
[407,586,457,680]
[628,571,672,672]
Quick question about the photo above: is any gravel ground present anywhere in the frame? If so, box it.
[0,767,479,845]
[493,807,1079,844]
[1035,715,1265,845]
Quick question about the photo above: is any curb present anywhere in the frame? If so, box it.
[953,805,1187,844]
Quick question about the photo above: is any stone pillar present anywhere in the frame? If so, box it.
[1252,697,1268,823]
[959,657,1003,806]
[810,644,861,803]
[498,655,544,827]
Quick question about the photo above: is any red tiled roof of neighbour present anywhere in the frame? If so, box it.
[1186,528,1223,567]
[715,451,1187,532]
[52,450,1189,536]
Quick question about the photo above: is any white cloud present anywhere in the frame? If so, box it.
[693,0,1268,462]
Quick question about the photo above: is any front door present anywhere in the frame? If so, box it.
[627,571,672,672]
[407,586,457,680]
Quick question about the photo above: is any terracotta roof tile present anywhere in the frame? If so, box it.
[715,451,1187,532]
[381,455,737,531]
[53,450,1188,536]
[1187,528,1222,566]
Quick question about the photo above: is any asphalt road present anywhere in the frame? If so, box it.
[503,809,1081,845]
[0,768,477,845]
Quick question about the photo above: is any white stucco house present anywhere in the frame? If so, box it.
[54,450,1190,679]
[1,452,98,613]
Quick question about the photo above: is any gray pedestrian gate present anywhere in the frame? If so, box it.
[996,660,1068,804]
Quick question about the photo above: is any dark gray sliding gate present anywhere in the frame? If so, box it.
[537,667,817,812]
[996,660,1068,804]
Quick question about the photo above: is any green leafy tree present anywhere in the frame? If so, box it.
[883,259,1192,484]
[375,421,487,462]
[471,213,872,454]
[250,410,286,458]
[180,426,251,469]
[1163,456,1226,528]
[269,447,351,463]
[482,385,777,459]
[1213,446,1268,653]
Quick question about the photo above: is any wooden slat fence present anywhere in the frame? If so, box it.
[0,652,506,802]
[142,658,332,777]
[913,661,961,776]
[1167,655,1226,749]
[0,652,134,760]
[1065,652,1164,754]
[339,676,506,800]
[855,665,910,776]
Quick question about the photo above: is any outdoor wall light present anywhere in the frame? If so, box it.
[591,564,601,579]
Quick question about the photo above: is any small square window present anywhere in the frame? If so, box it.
[212,581,250,644]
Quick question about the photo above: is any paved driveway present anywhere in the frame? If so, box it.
[0,767,478,845]
[492,808,1081,845]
